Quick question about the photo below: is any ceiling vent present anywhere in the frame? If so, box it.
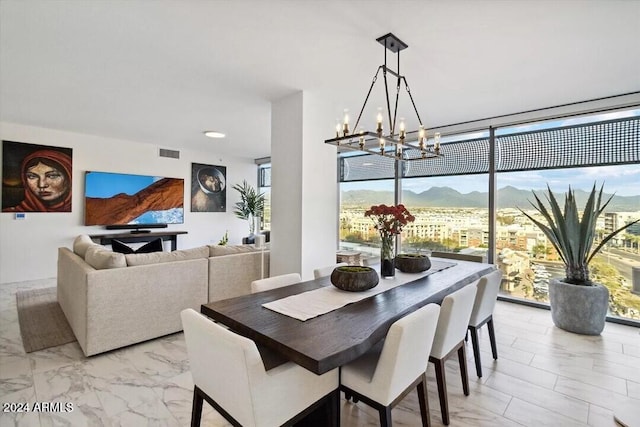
[159,148,180,159]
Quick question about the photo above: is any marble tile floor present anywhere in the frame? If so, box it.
[1,278,639,427]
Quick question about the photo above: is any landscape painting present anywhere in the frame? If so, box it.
[84,171,184,225]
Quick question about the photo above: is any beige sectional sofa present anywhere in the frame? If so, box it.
[57,235,270,356]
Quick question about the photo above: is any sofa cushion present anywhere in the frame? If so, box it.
[112,238,164,254]
[125,245,209,266]
[73,234,97,258]
[209,244,257,257]
[84,245,127,269]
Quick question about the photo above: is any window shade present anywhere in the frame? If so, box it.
[340,116,639,182]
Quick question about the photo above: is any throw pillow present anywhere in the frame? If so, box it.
[84,245,127,270]
[73,234,97,258]
[112,238,164,254]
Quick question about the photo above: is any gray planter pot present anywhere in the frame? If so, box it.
[549,279,609,335]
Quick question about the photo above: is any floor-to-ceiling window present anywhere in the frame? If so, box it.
[400,174,489,257]
[257,162,271,231]
[339,189,395,263]
[496,166,640,321]
[493,111,640,320]
[337,106,640,324]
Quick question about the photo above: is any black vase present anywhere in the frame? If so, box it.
[380,235,395,278]
[380,257,395,278]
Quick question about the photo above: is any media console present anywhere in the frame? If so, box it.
[88,231,188,251]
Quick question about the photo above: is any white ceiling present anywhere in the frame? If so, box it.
[1,0,639,160]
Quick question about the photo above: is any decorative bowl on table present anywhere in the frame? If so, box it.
[330,266,379,292]
[395,254,431,273]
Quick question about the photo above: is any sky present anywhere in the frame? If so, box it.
[85,171,163,198]
[343,165,640,197]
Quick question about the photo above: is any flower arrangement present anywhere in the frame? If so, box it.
[364,204,415,277]
[364,204,415,238]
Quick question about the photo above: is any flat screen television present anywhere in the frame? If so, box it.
[84,171,184,227]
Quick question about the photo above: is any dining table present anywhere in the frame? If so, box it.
[200,258,497,375]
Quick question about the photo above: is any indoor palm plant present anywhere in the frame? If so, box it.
[232,180,265,241]
[520,183,639,334]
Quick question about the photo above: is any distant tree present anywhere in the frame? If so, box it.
[442,238,458,250]
[343,233,365,243]
[532,244,546,259]
[497,215,515,225]
[404,236,448,252]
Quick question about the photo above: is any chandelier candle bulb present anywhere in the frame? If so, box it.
[335,121,341,138]
[343,109,350,136]
[434,132,441,153]
[376,108,383,135]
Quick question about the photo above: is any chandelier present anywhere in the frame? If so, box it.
[325,33,442,162]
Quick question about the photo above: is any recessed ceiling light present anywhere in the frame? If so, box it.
[203,131,226,139]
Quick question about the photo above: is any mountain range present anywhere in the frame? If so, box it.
[341,186,640,211]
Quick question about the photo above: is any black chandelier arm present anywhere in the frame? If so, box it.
[353,66,383,132]
[383,68,394,135]
[391,76,401,137]
[390,48,401,136]
[403,77,424,127]
[382,41,393,134]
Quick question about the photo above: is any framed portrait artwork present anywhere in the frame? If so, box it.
[190,163,226,212]
[2,141,73,212]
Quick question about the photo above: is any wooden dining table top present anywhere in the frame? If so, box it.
[201,258,496,375]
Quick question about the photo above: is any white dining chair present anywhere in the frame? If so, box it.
[341,303,441,427]
[250,272,301,293]
[468,269,503,377]
[181,309,339,427]
[313,262,347,279]
[429,284,478,425]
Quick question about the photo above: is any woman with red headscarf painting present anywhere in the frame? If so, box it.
[3,148,72,212]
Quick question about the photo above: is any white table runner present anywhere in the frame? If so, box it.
[262,261,455,321]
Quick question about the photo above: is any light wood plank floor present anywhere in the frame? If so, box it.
[1,278,638,426]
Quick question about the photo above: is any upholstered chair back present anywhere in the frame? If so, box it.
[251,273,301,293]
[313,262,347,279]
[430,284,478,359]
[181,308,261,426]
[181,308,339,427]
[371,303,440,405]
[469,270,503,327]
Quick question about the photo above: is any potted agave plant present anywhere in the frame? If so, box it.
[520,183,639,335]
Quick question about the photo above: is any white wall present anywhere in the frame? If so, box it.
[0,122,257,284]
[299,92,339,279]
[270,91,338,280]
[270,93,303,276]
